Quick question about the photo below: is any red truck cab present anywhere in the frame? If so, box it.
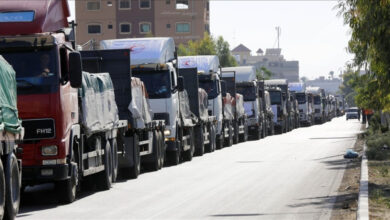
[0,0,81,187]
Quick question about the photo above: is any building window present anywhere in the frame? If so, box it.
[87,1,100,10]
[176,23,190,33]
[108,24,113,29]
[120,23,131,34]
[88,24,101,34]
[166,23,171,29]
[166,0,171,4]
[139,22,151,34]
[139,0,151,9]
[119,0,131,9]
[176,0,189,10]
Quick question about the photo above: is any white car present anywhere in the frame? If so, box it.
[346,107,359,120]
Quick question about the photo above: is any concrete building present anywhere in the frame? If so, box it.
[306,77,342,95]
[231,44,300,82]
[76,0,209,48]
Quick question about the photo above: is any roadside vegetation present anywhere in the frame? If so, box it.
[338,1,390,217]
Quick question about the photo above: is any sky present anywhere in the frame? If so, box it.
[68,0,353,80]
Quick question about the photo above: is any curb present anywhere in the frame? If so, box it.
[357,143,369,220]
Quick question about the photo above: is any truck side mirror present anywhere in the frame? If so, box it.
[69,52,83,88]
[221,81,227,97]
[177,76,184,92]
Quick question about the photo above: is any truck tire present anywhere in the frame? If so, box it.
[194,125,205,156]
[98,139,112,190]
[182,128,194,161]
[157,130,165,168]
[262,122,266,138]
[4,154,20,220]
[111,139,118,183]
[145,131,161,171]
[208,124,216,152]
[56,145,78,204]
[216,132,223,150]
[0,160,5,219]
[228,121,234,146]
[233,121,239,144]
[168,126,182,165]
[126,134,140,179]
[254,126,261,140]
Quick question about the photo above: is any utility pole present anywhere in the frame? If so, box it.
[275,26,281,49]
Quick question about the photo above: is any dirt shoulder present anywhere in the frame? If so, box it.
[330,125,365,220]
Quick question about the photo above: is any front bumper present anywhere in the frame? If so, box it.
[22,164,69,186]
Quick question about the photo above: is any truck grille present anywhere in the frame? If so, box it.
[22,119,55,140]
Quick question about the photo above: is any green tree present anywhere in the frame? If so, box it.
[338,0,390,111]
[177,33,237,67]
[256,66,273,81]
[216,36,237,67]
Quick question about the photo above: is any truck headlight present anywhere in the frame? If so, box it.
[41,145,58,156]
[164,129,171,136]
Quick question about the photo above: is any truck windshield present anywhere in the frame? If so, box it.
[236,86,256,101]
[296,93,306,104]
[314,96,321,105]
[1,48,59,95]
[269,91,282,105]
[132,69,172,99]
[199,80,219,99]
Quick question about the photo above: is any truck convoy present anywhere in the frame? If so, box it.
[100,38,195,164]
[0,0,349,215]
[80,49,166,177]
[223,66,265,140]
[221,69,248,143]
[178,56,226,150]
[0,57,24,220]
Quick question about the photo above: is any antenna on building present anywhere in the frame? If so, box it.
[275,26,281,49]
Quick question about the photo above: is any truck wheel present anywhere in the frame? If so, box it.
[208,124,216,152]
[111,139,118,183]
[157,131,165,168]
[182,128,194,161]
[243,123,248,142]
[56,146,78,204]
[126,134,140,179]
[254,126,261,140]
[194,125,205,156]
[4,154,20,220]
[233,122,239,144]
[216,133,223,150]
[98,139,112,190]
[145,131,161,171]
[0,160,5,219]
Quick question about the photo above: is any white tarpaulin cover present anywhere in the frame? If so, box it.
[223,93,234,120]
[178,55,220,73]
[79,72,119,136]
[100,37,175,65]
[179,90,196,126]
[234,93,245,118]
[129,77,153,129]
[222,66,256,82]
[198,88,209,121]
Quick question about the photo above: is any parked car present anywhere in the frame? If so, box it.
[346,107,359,120]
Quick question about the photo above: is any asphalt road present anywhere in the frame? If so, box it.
[19,116,362,220]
